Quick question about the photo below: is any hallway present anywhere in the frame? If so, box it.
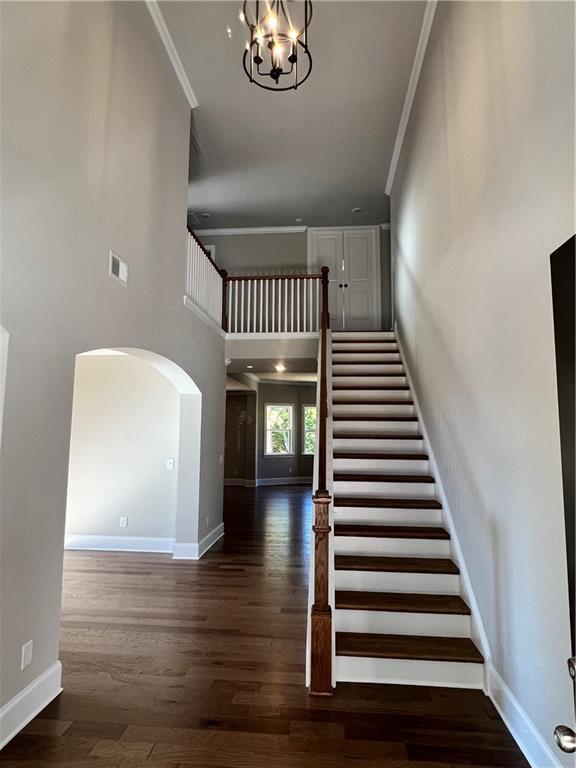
[1,487,528,767]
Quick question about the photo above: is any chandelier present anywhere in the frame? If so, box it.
[241,1,313,92]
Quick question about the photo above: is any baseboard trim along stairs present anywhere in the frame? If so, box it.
[330,330,485,690]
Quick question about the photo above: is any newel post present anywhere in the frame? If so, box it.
[320,265,330,329]
[310,490,333,695]
[220,269,228,332]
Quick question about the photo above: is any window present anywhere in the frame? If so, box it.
[265,404,293,455]
[303,405,317,455]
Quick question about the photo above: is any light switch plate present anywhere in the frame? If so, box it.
[166,458,176,470]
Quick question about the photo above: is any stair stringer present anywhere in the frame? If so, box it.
[395,326,492,691]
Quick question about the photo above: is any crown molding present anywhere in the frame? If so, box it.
[146,1,199,109]
[196,226,307,236]
[385,0,437,196]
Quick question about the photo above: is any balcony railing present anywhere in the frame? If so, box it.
[186,228,326,335]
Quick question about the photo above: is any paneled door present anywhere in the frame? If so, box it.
[308,227,381,331]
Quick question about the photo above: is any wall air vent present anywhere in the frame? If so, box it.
[109,250,128,286]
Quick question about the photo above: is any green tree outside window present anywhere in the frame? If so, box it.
[265,405,293,455]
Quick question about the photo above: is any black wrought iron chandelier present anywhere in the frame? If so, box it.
[241,1,312,92]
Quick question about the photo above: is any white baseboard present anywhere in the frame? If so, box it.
[0,661,62,750]
[487,663,562,768]
[64,535,174,553]
[172,523,224,560]
[395,328,492,669]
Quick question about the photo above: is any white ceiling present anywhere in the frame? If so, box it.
[160,1,426,228]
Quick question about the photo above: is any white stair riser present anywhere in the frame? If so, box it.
[333,390,412,402]
[333,507,442,526]
[332,421,420,435]
[333,438,425,453]
[332,344,398,352]
[334,656,483,689]
[335,570,460,594]
[334,537,450,558]
[333,365,404,375]
[333,458,430,474]
[332,404,415,418]
[332,353,402,363]
[332,332,395,340]
[335,609,471,637]
[334,480,436,499]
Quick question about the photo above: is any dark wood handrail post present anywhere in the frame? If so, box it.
[220,269,228,332]
[310,265,333,696]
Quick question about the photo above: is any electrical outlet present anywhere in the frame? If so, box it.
[219,454,223,464]
[288,467,293,473]
[166,457,176,470]
[119,516,128,528]
[21,640,33,671]
[205,516,210,528]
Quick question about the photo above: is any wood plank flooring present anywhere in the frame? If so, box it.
[0,486,529,767]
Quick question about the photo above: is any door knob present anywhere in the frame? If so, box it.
[554,725,575,753]
[554,657,576,753]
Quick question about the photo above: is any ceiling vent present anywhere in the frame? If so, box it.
[109,251,128,286]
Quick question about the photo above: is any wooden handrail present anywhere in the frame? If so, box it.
[310,265,333,696]
[225,273,323,282]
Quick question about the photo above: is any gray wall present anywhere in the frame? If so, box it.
[380,229,392,329]
[66,353,180,540]
[0,2,225,710]
[201,232,307,275]
[391,1,574,762]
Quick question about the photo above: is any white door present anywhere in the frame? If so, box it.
[308,227,381,331]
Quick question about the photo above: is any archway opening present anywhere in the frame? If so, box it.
[64,348,211,557]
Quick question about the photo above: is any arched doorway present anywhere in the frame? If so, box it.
[64,348,219,558]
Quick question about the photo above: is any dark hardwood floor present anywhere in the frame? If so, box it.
[1,486,529,767]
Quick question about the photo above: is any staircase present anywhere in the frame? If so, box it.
[330,330,485,689]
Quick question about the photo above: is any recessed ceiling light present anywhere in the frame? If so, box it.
[246,364,254,369]
[275,363,286,372]
[352,207,362,214]
[201,212,211,219]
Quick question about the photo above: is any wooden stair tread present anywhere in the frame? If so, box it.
[335,590,471,615]
[336,633,483,664]
[335,497,442,509]
[332,339,396,344]
[332,345,399,350]
[335,554,460,574]
[333,373,405,378]
[334,524,449,539]
[333,385,409,391]
[333,452,429,460]
[333,399,414,405]
[334,473,434,483]
[333,364,403,368]
[333,415,418,422]
[332,432,423,440]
